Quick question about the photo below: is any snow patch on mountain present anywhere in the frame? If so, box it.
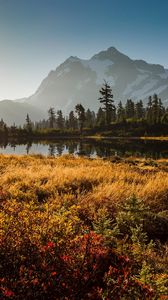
[123,74,148,96]
[26,47,168,112]
[131,79,158,98]
[159,70,168,79]
[149,84,168,95]
[57,67,70,78]
[138,68,151,75]
[81,58,114,84]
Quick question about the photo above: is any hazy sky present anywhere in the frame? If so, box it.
[0,0,168,100]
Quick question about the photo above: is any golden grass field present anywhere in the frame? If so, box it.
[0,154,168,211]
[0,154,168,299]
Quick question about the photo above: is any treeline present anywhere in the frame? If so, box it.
[0,81,168,139]
[28,92,168,131]
[26,82,168,131]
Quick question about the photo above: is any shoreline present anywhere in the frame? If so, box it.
[1,135,168,142]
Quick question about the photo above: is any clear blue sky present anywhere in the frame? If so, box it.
[0,0,168,99]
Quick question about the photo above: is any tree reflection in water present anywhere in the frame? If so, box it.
[48,144,56,156]
[0,139,167,159]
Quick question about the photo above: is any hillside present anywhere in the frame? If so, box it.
[0,100,45,126]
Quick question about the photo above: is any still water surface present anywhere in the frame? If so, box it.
[0,139,168,159]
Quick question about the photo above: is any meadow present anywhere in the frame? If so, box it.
[0,154,168,299]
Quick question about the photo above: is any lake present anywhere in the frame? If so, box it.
[0,139,168,159]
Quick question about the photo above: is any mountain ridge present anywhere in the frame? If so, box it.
[0,47,168,125]
[26,47,168,110]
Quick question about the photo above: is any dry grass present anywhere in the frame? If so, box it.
[141,136,168,141]
[1,154,168,298]
[0,154,168,212]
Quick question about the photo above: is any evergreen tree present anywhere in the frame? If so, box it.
[0,118,8,137]
[75,104,86,133]
[96,107,105,126]
[98,81,115,125]
[146,96,153,124]
[152,94,159,124]
[125,99,135,119]
[64,116,69,129]
[85,109,95,128]
[56,110,64,129]
[161,108,168,124]
[158,98,165,124]
[111,106,117,122]
[0,118,5,129]
[135,100,144,120]
[48,107,56,128]
[146,94,164,125]
[3,123,8,137]
[91,110,96,125]
[10,123,17,136]
[25,114,32,132]
[68,111,78,130]
[116,101,125,123]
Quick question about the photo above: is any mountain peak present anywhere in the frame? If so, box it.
[66,56,79,63]
[91,46,132,63]
[1,47,168,125]
[107,46,120,53]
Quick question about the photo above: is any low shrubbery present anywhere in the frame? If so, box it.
[0,155,168,299]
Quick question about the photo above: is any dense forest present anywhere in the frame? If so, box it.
[0,82,168,140]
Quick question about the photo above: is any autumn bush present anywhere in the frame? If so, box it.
[0,154,168,299]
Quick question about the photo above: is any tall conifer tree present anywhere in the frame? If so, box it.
[98,81,115,125]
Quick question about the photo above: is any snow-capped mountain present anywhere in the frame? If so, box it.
[0,47,168,125]
[27,47,168,112]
